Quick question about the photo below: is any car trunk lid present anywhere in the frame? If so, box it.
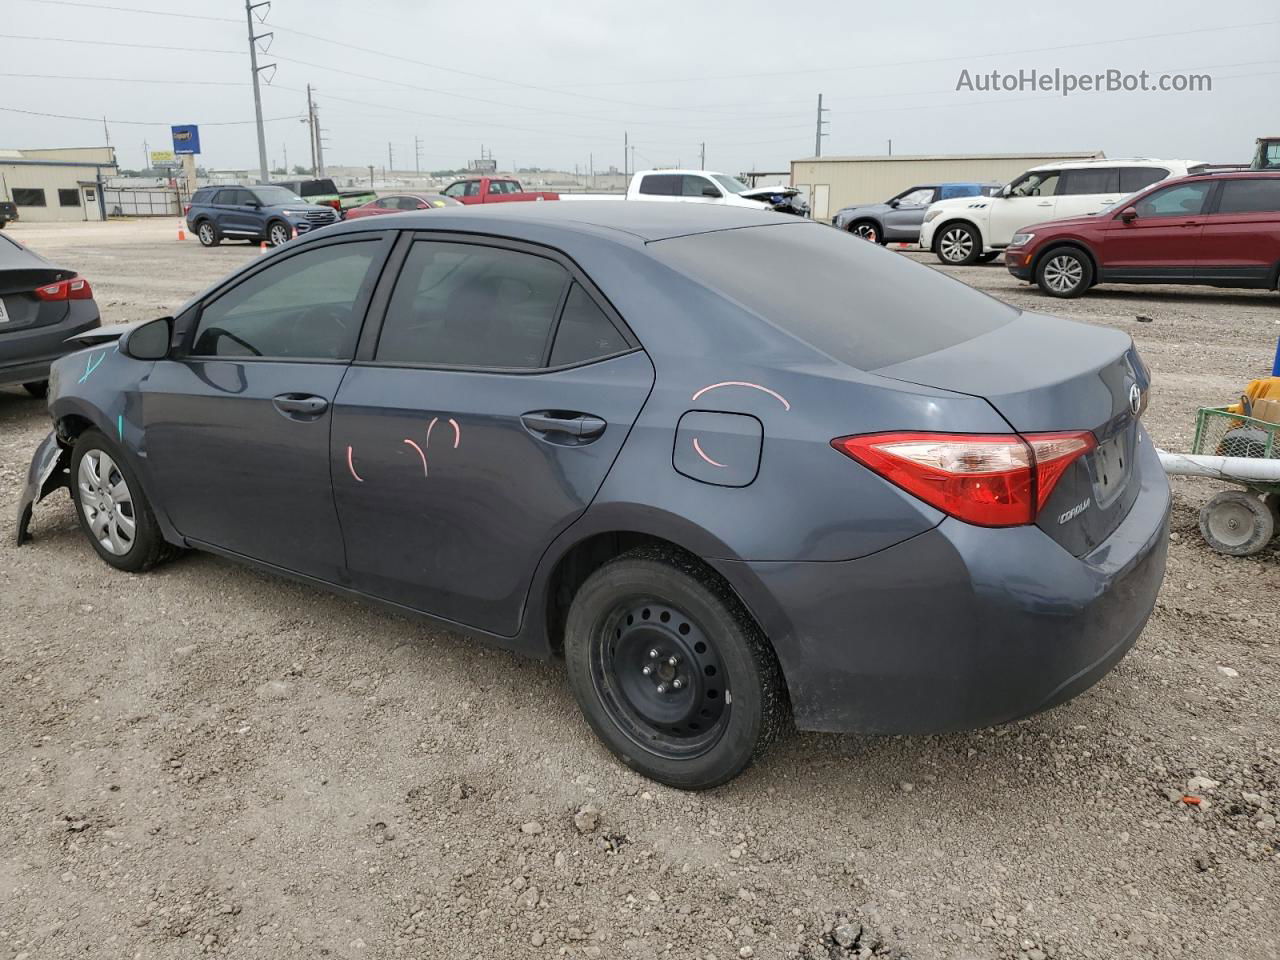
[874,311,1148,556]
[0,244,75,333]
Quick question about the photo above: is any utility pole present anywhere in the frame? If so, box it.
[624,131,628,181]
[314,110,326,177]
[814,93,829,158]
[699,142,705,170]
[387,142,394,176]
[368,164,374,189]
[414,135,422,175]
[305,84,318,175]
[142,139,148,171]
[244,0,275,184]
[887,139,893,156]
[102,115,110,148]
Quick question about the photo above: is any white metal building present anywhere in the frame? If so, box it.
[790,151,1104,221]
[0,147,120,222]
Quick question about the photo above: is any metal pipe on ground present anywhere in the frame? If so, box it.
[1157,449,1280,483]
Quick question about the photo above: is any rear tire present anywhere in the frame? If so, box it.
[563,548,787,790]
[70,429,177,572]
[1198,490,1275,557]
[22,381,48,398]
[849,220,884,244]
[935,222,981,265]
[1036,246,1093,298]
[196,220,219,247]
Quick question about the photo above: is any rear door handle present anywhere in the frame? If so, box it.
[521,411,607,443]
[1036,201,1053,207]
[272,393,328,419]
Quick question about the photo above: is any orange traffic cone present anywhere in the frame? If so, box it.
[176,220,186,241]
[259,240,269,253]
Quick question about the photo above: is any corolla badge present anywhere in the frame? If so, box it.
[1059,498,1091,525]
[1129,383,1142,416]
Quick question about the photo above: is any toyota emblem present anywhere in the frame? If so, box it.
[1129,383,1142,416]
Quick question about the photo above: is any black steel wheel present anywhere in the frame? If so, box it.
[564,548,787,789]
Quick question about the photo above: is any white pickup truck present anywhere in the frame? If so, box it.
[625,170,808,215]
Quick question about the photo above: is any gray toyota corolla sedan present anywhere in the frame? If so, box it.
[16,203,1169,789]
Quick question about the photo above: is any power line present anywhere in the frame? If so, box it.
[0,32,242,54]
[0,105,304,127]
[19,0,239,22]
[0,72,246,85]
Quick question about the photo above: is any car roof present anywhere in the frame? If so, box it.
[326,199,791,243]
[1024,157,1200,171]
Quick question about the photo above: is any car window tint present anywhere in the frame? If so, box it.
[1120,167,1168,192]
[211,189,233,204]
[191,241,380,360]
[1059,168,1120,195]
[1135,181,1214,218]
[549,283,627,366]
[442,183,464,197]
[397,196,423,209]
[1009,171,1061,197]
[464,181,481,196]
[939,184,981,200]
[639,174,681,196]
[896,187,936,206]
[376,241,568,368]
[683,176,718,197]
[1216,178,1280,214]
[651,222,1016,370]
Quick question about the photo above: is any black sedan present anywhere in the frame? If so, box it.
[0,232,100,396]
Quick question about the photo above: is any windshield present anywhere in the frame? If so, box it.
[252,186,307,206]
[712,174,750,195]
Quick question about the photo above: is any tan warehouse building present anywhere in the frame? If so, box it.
[791,151,1103,221]
[0,146,119,223]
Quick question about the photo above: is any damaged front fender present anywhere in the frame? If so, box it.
[14,430,72,545]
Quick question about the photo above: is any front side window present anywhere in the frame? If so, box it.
[1008,171,1061,198]
[1058,168,1120,196]
[375,241,568,368]
[639,174,681,196]
[683,176,720,198]
[895,187,937,206]
[1134,181,1214,218]
[1216,178,1280,214]
[190,241,380,360]
[441,182,466,197]
[712,174,750,195]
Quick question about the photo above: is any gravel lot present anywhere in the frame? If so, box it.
[1,219,1277,960]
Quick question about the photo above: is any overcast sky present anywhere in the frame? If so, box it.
[4,0,1277,176]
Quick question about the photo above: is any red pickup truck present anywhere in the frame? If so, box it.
[439,177,558,205]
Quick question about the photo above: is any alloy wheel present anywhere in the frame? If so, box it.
[270,223,291,246]
[591,600,730,760]
[853,223,879,242]
[1042,255,1084,294]
[198,223,214,245]
[939,227,973,263]
[78,450,136,556]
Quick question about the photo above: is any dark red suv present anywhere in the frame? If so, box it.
[1005,171,1280,298]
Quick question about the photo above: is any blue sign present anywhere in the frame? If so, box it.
[171,124,201,155]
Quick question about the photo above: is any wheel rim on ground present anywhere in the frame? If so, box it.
[198,223,214,244]
[853,223,878,242]
[939,228,972,262]
[1205,498,1261,550]
[1043,255,1084,293]
[78,450,136,556]
[591,599,730,760]
[270,224,290,246]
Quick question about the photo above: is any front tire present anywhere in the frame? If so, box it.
[267,220,292,247]
[564,549,787,790]
[71,429,175,572]
[849,220,883,244]
[1036,246,1093,298]
[196,221,219,247]
[935,222,981,265]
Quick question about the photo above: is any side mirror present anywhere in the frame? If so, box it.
[999,184,1012,198]
[701,185,721,198]
[1120,206,1139,223]
[888,198,900,208]
[120,316,173,361]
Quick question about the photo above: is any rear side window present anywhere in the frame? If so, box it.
[549,283,628,366]
[1216,178,1280,214]
[1058,168,1120,195]
[1120,167,1168,192]
[651,223,1016,370]
[192,188,214,204]
[376,241,568,368]
[1135,181,1214,218]
[939,184,979,200]
[639,174,681,196]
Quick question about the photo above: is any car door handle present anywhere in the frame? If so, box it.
[272,393,328,419]
[1036,201,1053,207]
[521,412,607,443]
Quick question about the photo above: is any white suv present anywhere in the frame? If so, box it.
[918,158,1205,265]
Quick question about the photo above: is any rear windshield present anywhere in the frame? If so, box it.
[650,222,1017,369]
[298,180,336,197]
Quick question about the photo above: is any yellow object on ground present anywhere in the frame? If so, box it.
[1226,377,1280,419]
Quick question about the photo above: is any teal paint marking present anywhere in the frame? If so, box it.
[117,414,123,442]
[78,350,106,384]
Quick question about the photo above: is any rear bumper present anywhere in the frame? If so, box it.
[713,432,1171,734]
[0,305,100,387]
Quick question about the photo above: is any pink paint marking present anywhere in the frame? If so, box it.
[691,380,791,411]
[403,438,428,477]
[448,418,461,449]
[346,445,364,483]
[426,416,438,448]
[692,437,727,468]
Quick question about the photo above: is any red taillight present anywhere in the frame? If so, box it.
[182,203,191,215]
[831,431,1095,527]
[33,276,93,302]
